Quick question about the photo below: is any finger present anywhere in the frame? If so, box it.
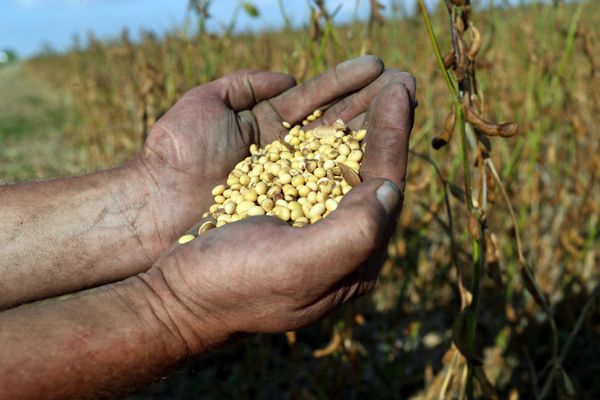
[267,56,384,125]
[360,81,414,191]
[205,69,297,111]
[304,69,416,131]
[294,180,402,283]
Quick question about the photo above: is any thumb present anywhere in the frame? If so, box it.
[360,80,415,192]
[297,180,403,282]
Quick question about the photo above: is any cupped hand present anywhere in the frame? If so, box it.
[140,77,416,353]
[132,56,415,256]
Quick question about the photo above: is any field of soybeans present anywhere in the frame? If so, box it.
[2,0,599,398]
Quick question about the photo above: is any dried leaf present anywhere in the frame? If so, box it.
[338,162,361,187]
[468,214,480,240]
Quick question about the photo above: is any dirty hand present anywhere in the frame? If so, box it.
[139,77,416,353]
[133,56,415,258]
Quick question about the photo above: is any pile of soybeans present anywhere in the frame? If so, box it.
[178,109,366,244]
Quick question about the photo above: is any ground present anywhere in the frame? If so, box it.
[0,63,78,183]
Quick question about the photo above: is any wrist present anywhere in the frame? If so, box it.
[129,265,235,357]
[100,161,172,263]
[129,153,211,246]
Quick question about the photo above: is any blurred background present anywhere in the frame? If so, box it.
[1,0,599,398]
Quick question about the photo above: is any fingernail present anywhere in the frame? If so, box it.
[376,180,400,214]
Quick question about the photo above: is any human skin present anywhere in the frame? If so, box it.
[0,56,414,310]
[0,56,416,398]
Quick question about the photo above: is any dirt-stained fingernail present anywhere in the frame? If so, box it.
[375,180,401,214]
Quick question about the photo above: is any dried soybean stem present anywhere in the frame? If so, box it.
[538,318,560,400]
[540,286,599,400]
[457,104,473,211]
[485,159,525,264]
[466,218,485,399]
[558,284,600,365]
[418,0,458,98]
[485,158,562,400]
[410,149,470,309]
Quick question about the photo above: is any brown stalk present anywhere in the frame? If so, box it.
[368,0,385,27]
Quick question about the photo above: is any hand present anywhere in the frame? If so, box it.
[140,78,416,353]
[132,56,415,257]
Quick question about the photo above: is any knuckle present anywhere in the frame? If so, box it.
[221,69,256,90]
[331,64,344,87]
[233,68,258,78]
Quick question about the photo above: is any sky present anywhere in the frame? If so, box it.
[0,0,538,58]
[0,0,371,57]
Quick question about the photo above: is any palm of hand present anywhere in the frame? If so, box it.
[136,56,415,254]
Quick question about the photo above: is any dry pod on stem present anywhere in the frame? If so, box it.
[432,105,456,150]
[466,22,482,60]
[443,48,456,69]
[464,105,519,138]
